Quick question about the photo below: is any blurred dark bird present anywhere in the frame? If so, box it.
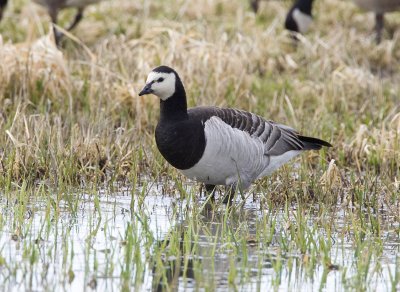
[250,0,260,13]
[33,0,103,44]
[0,0,103,44]
[352,0,400,43]
[250,0,315,36]
[285,0,314,35]
[0,0,7,20]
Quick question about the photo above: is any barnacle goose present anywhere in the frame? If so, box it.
[285,0,314,35]
[0,0,103,44]
[139,66,332,203]
[250,0,314,35]
[352,0,400,43]
[34,0,103,44]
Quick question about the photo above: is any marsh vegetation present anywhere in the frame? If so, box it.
[0,0,399,290]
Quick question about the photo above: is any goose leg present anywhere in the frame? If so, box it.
[48,7,63,45]
[205,184,216,201]
[66,7,84,31]
[222,184,236,205]
[375,13,384,44]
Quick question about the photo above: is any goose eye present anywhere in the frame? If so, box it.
[158,77,164,82]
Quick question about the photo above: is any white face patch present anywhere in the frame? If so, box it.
[145,71,176,101]
[292,8,313,34]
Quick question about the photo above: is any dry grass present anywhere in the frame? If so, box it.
[0,0,398,212]
[0,1,398,291]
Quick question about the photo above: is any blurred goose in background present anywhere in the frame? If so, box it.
[285,0,314,34]
[0,0,7,20]
[250,0,261,13]
[250,0,315,35]
[352,0,400,43]
[0,0,102,44]
[139,66,332,203]
[33,0,103,44]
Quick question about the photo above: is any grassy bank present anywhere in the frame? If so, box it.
[0,0,398,290]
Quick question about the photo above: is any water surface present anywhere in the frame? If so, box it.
[0,183,398,291]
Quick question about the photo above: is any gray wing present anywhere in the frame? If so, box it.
[188,106,304,156]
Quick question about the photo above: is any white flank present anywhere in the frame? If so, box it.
[180,117,302,190]
[257,150,301,178]
[292,8,313,33]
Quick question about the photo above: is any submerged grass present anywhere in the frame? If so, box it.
[0,0,399,290]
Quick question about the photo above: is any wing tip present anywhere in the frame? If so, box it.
[298,135,333,150]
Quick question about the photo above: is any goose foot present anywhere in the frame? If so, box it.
[205,184,216,201]
[223,185,237,205]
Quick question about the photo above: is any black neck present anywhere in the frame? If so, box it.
[159,80,188,122]
[296,0,313,15]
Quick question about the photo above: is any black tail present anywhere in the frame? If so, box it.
[298,135,332,150]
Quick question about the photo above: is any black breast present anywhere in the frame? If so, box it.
[155,119,206,170]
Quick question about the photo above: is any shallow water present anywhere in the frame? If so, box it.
[0,183,398,291]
